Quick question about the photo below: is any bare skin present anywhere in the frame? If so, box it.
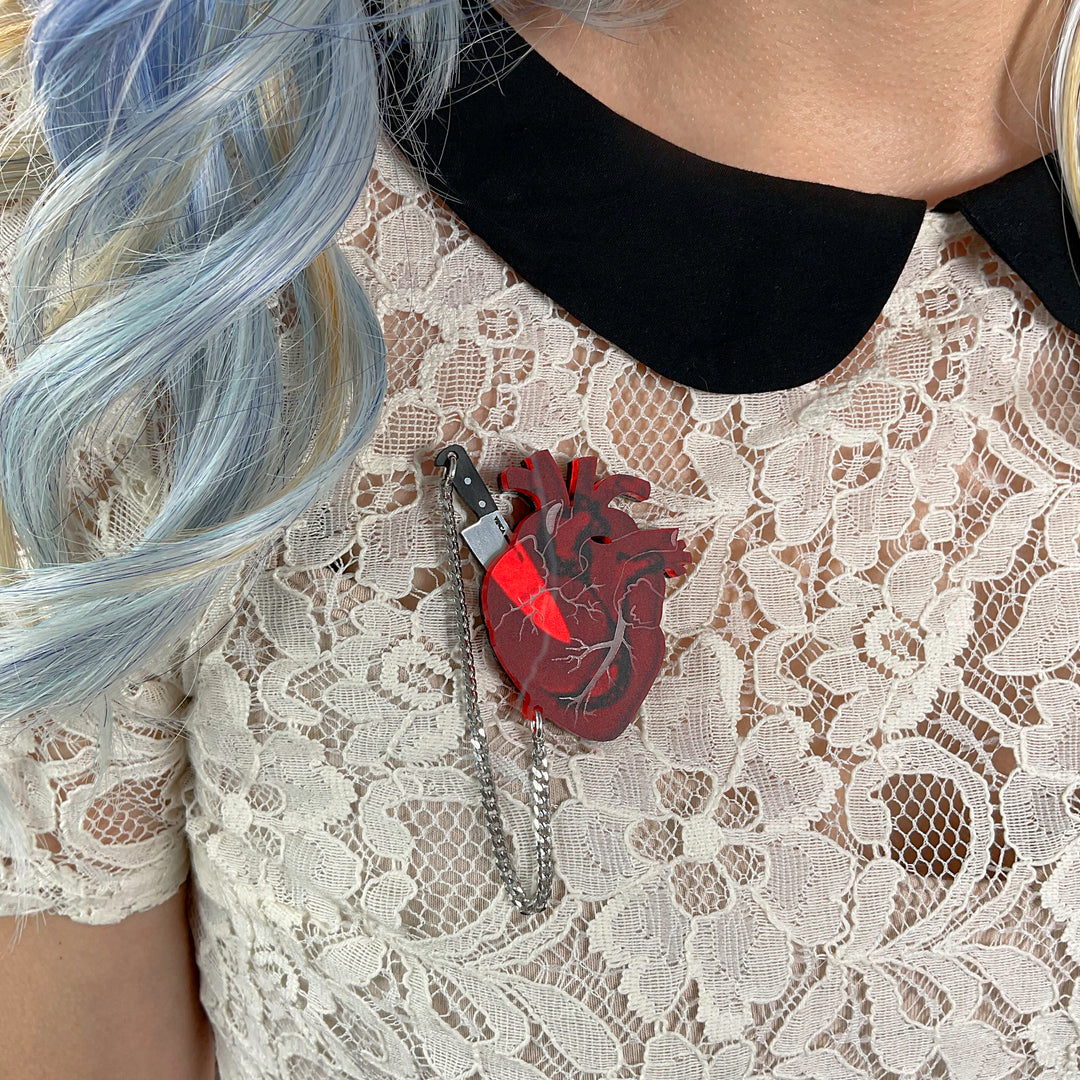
[495,0,1067,205]
[0,883,216,1080]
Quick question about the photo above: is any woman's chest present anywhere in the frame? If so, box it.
[185,147,1080,903]
[179,150,1080,1077]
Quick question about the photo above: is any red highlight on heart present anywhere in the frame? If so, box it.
[487,545,572,644]
[481,451,690,741]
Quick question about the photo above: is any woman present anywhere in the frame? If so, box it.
[1,0,1078,1075]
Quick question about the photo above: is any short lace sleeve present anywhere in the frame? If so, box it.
[0,192,194,926]
[0,650,194,925]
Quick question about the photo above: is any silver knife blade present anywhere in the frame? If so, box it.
[462,513,511,568]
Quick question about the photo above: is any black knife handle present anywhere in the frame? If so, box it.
[434,444,500,520]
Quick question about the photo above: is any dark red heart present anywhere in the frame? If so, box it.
[481,452,690,741]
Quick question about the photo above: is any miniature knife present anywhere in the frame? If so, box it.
[434,445,512,568]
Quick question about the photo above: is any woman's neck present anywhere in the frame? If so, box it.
[494,0,1065,203]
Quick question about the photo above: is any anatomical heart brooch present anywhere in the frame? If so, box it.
[435,445,689,913]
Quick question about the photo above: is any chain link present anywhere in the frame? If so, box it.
[438,453,554,915]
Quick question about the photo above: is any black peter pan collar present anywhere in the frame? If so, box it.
[387,5,1080,394]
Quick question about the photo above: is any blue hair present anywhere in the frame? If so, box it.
[0,0,656,741]
[0,0,451,733]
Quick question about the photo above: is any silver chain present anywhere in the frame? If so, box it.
[438,453,554,915]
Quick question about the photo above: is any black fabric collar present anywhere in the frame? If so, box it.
[387,6,1080,393]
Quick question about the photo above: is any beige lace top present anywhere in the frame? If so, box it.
[4,138,1080,1078]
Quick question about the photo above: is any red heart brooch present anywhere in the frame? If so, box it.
[481,451,690,741]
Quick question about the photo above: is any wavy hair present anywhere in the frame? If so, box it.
[0,0,1075,744]
[0,0,653,748]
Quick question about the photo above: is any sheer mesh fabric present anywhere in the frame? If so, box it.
[5,140,1080,1076]
[0,665,193,925]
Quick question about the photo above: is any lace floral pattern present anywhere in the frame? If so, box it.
[0,665,192,925]
[6,139,1080,1077]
